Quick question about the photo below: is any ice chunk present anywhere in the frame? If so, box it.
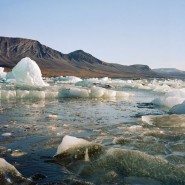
[11,57,48,86]
[0,67,7,79]
[141,114,185,127]
[90,86,105,98]
[59,87,90,98]
[55,135,90,155]
[68,87,90,98]
[0,90,16,99]
[116,91,131,97]
[2,133,12,136]
[55,141,185,184]
[58,86,132,99]
[45,90,58,99]
[54,135,103,161]
[16,90,30,99]
[90,86,131,98]
[170,101,185,114]
[100,77,111,82]
[103,89,116,98]
[0,158,32,184]
[141,115,153,125]
[152,88,185,108]
[6,71,15,80]
[55,76,82,83]
[11,150,27,157]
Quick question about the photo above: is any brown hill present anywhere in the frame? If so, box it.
[0,36,159,78]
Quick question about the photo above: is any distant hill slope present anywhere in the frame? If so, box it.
[153,68,185,78]
[0,36,160,78]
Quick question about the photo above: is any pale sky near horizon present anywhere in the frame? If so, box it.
[0,0,185,70]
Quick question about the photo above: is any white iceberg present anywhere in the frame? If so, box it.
[10,57,48,86]
[0,67,7,79]
[152,88,185,108]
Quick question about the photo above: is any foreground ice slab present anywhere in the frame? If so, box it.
[54,136,185,185]
[10,57,48,86]
[0,158,33,185]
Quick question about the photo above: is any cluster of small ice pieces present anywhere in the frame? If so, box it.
[0,57,131,100]
[0,57,185,113]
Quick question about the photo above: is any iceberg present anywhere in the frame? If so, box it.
[9,57,48,86]
[0,67,7,80]
[152,88,185,108]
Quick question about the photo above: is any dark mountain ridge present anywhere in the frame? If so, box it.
[0,36,160,78]
[153,68,185,79]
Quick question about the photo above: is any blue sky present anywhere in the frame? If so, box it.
[0,0,185,70]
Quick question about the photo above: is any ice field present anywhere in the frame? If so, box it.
[1,58,185,185]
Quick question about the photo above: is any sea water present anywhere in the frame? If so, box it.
[0,77,185,185]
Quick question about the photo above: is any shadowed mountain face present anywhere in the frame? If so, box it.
[0,36,159,77]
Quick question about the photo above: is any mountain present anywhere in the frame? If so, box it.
[0,36,159,78]
[153,68,185,78]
